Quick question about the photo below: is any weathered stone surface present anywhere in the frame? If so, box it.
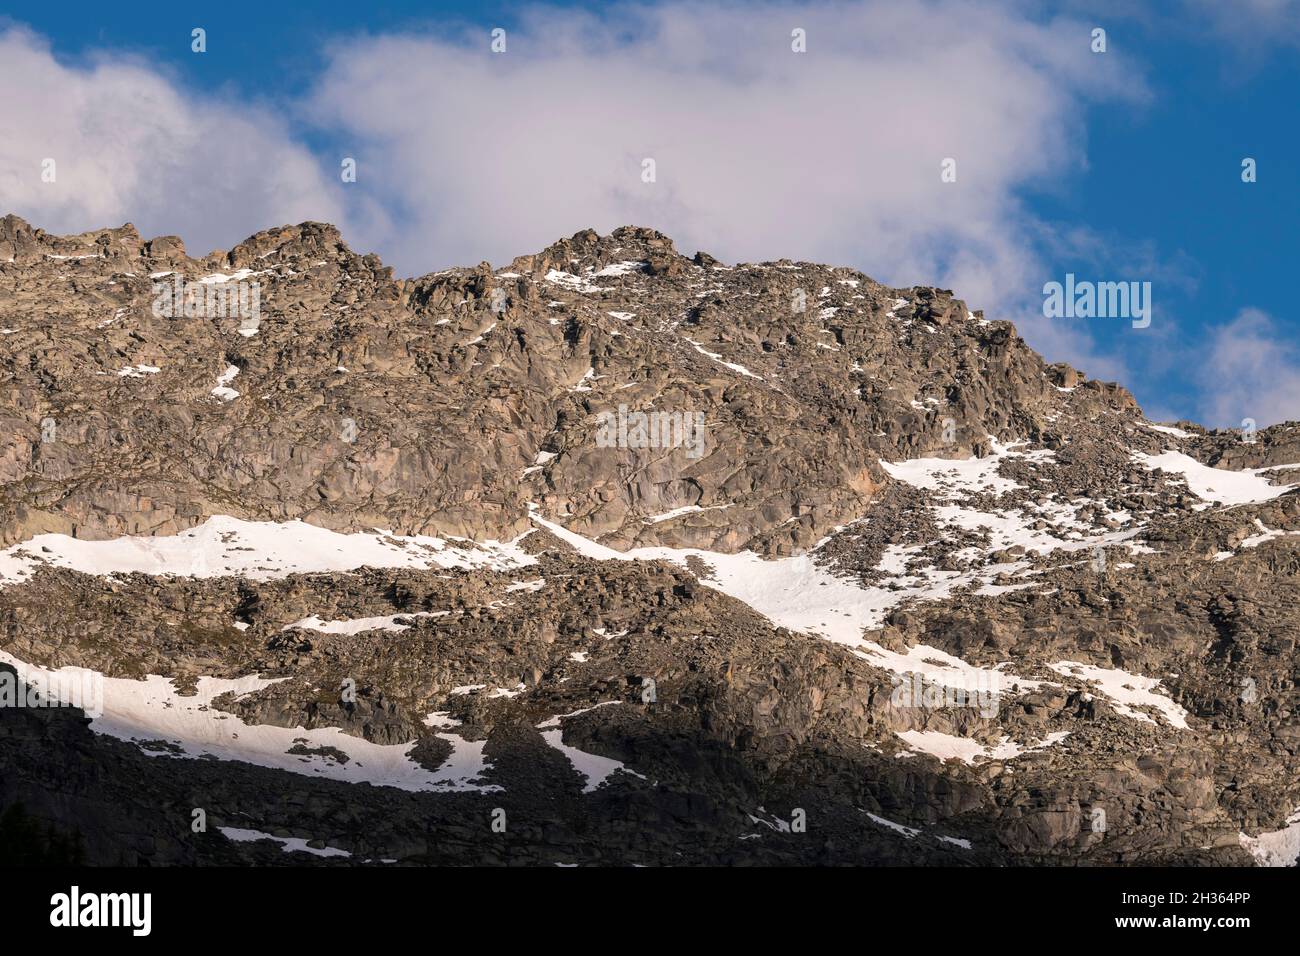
[1,217,1296,866]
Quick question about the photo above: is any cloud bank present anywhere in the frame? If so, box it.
[312,2,1144,303]
[1196,309,1300,428]
[0,27,345,256]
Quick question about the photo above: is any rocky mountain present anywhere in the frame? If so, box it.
[2,213,1298,866]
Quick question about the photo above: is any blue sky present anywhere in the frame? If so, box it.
[1,0,1297,427]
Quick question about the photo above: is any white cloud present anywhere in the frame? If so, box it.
[308,1,1148,379]
[0,27,347,256]
[1180,0,1300,50]
[1197,309,1300,428]
[313,2,1144,283]
[0,4,1156,390]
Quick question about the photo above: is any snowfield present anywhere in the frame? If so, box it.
[1239,810,1300,867]
[896,729,1071,764]
[0,650,499,792]
[0,515,537,586]
[879,437,1051,496]
[1047,661,1189,729]
[1134,451,1293,506]
[218,827,352,858]
[283,611,450,634]
[0,440,1288,802]
[529,510,1189,732]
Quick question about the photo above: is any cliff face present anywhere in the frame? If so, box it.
[1,217,1298,866]
[0,215,1151,550]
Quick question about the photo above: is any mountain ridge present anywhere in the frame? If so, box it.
[2,215,1299,867]
[7,213,1292,553]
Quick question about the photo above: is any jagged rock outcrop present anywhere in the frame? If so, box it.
[2,217,1144,551]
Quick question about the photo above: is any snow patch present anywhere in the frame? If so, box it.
[685,339,763,379]
[198,269,264,284]
[1239,810,1300,867]
[0,516,536,587]
[544,270,608,293]
[1048,661,1189,728]
[645,504,731,523]
[594,260,646,277]
[283,611,448,635]
[0,651,496,792]
[535,702,643,792]
[880,438,1051,497]
[117,364,160,378]
[1134,451,1291,506]
[210,364,240,401]
[896,729,1069,764]
[218,827,351,858]
[1142,422,1193,439]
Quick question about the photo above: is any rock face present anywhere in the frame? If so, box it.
[0,215,1144,551]
[1,216,1298,866]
